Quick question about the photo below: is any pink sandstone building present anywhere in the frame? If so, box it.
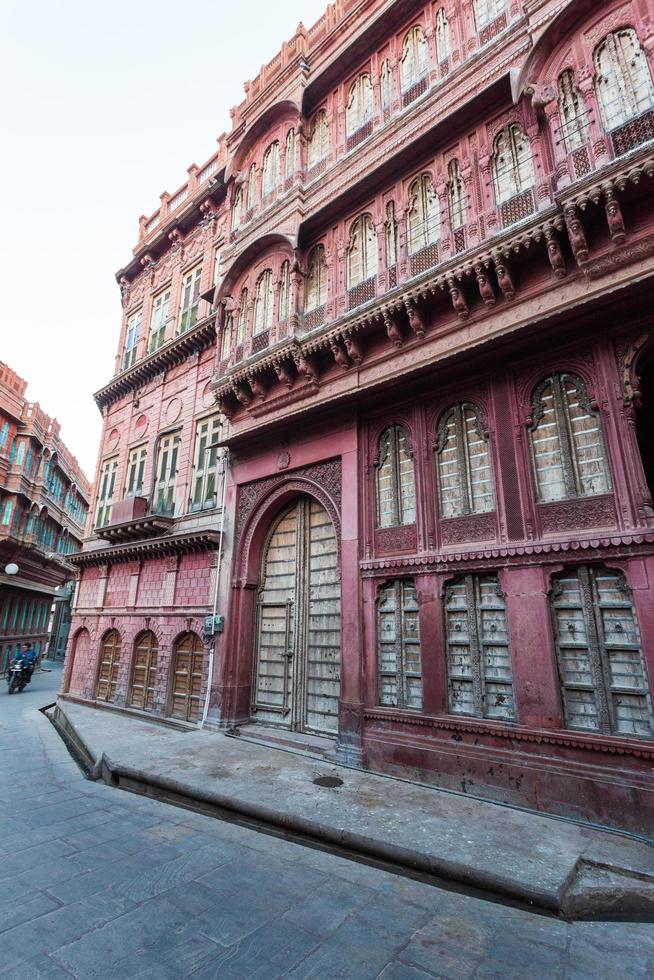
[64,0,654,832]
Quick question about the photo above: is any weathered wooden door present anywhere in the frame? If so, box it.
[253,497,341,735]
[170,632,205,722]
[96,630,121,703]
[129,631,158,711]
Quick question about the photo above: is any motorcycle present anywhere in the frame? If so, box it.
[7,661,29,695]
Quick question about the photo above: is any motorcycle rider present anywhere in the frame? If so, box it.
[21,643,38,683]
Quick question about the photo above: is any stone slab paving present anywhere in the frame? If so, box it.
[0,669,651,979]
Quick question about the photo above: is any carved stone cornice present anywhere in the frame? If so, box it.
[67,530,221,567]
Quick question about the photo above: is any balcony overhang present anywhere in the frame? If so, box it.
[67,529,221,568]
[94,317,216,411]
[94,513,175,543]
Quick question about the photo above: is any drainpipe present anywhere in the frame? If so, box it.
[200,447,230,729]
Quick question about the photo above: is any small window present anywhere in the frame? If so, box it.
[551,566,653,738]
[220,313,232,362]
[95,458,118,528]
[232,187,243,230]
[385,202,398,268]
[594,29,654,131]
[308,110,329,170]
[347,214,378,288]
[407,174,440,255]
[400,25,430,96]
[0,422,8,449]
[123,309,142,371]
[153,432,181,516]
[445,574,515,720]
[285,128,296,182]
[1,499,12,525]
[376,425,416,528]
[436,404,494,518]
[213,247,223,288]
[149,289,170,353]
[262,142,280,197]
[447,159,467,230]
[378,579,422,710]
[530,373,611,503]
[492,124,534,205]
[473,0,508,32]
[346,74,373,137]
[253,270,274,335]
[306,245,328,312]
[190,416,222,512]
[236,289,248,347]
[246,164,257,211]
[125,445,147,498]
[380,59,393,116]
[435,8,452,63]
[179,266,202,334]
[279,261,291,322]
[558,69,589,153]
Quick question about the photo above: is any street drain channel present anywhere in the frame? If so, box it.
[313,775,343,788]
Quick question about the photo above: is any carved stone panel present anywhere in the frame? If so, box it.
[537,495,617,534]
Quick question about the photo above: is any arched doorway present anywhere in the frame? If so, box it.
[95,630,121,702]
[66,628,90,695]
[253,495,341,736]
[170,632,204,722]
[129,631,158,711]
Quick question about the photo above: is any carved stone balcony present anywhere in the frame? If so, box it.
[94,496,175,543]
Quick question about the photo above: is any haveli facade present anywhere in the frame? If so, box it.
[64,0,654,832]
[0,362,90,670]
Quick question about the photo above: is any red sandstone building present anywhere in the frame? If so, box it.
[0,362,90,669]
[64,0,654,832]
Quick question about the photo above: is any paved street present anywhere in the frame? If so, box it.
[0,667,653,979]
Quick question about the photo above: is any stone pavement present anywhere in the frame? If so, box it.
[0,671,652,980]
[54,696,654,920]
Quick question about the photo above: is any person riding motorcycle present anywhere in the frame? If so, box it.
[21,643,38,682]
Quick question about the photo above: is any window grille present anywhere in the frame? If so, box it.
[435,8,452,63]
[346,74,374,139]
[262,142,280,197]
[236,289,248,346]
[473,0,507,31]
[407,174,441,255]
[530,373,611,503]
[279,261,291,322]
[153,432,181,516]
[551,566,653,737]
[558,69,589,154]
[436,404,494,518]
[125,445,147,498]
[492,124,534,205]
[347,214,378,288]
[285,128,296,182]
[385,201,398,269]
[308,110,329,170]
[594,29,654,132]
[190,416,222,512]
[95,458,118,528]
[376,425,416,528]
[149,289,170,353]
[447,159,467,230]
[305,245,328,312]
[253,270,274,335]
[179,265,202,334]
[378,579,422,710]
[400,26,430,97]
[123,309,141,371]
[446,574,515,720]
[380,59,393,118]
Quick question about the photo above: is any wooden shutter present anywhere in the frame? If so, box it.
[306,246,328,311]
[377,580,422,710]
[552,566,653,737]
[306,500,341,734]
[170,633,205,722]
[563,375,610,496]
[376,425,416,528]
[558,70,589,153]
[437,404,494,517]
[130,631,158,711]
[447,160,466,230]
[96,630,121,703]
[446,575,515,720]
[596,30,654,130]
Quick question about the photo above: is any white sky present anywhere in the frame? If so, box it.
[0,0,327,480]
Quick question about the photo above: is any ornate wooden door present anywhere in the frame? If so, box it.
[170,632,205,722]
[253,497,341,736]
[96,630,121,703]
[129,631,158,711]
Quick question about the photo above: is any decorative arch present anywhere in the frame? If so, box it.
[64,626,90,696]
[226,100,301,181]
[217,233,296,304]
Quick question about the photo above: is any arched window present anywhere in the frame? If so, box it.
[96,630,121,703]
[380,59,393,118]
[246,164,257,211]
[385,201,398,269]
[236,288,248,346]
[285,128,296,182]
[347,214,378,288]
[253,270,274,334]
[594,29,654,132]
[170,632,205,722]
[308,110,329,171]
[231,187,242,230]
[377,579,422,710]
[346,74,374,138]
[445,574,515,720]
[558,70,589,153]
[529,373,611,503]
[220,313,232,361]
[407,174,440,255]
[278,261,291,322]
[436,403,494,518]
[400,26,430,103]
[551,566,652,737]
[262,142,280,197]
[130,631,158,711]
[447,159,467,230]
[376,425,416,528]
[435,8,452,63]
[306,245,328,312]
[492,124,534,205]
[473,0,508,32]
